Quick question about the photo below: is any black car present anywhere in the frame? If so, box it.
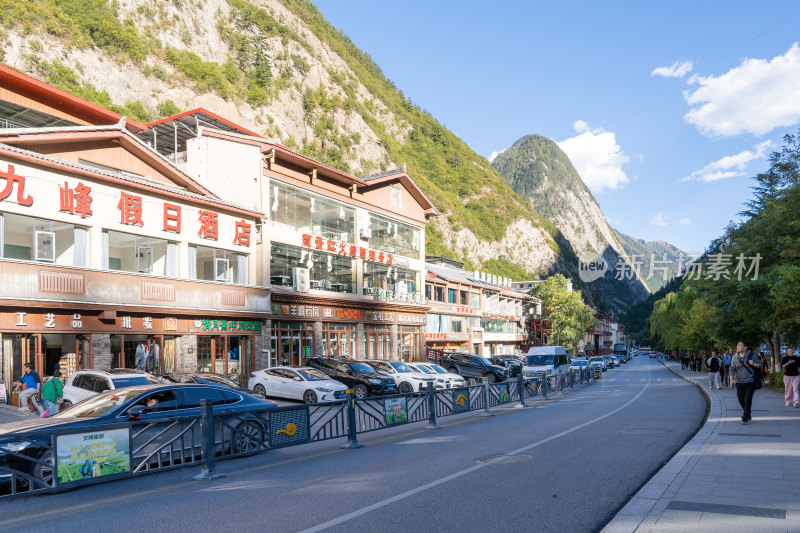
[0,384,276,494]
[435,352,509,383]
[161,373,253,394]
[307,358,396,399]
[488,356,523,378]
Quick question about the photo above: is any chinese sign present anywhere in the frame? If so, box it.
[301,233,394,265]
[56,428,130,484]
[196,318,262,332]
[0,164,33,206]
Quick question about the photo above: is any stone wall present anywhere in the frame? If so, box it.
[92,334,111,370]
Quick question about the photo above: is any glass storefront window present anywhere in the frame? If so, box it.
[106,230,174,276]
[196,335,253,386]
[193,245,248,284]
[0,212,89,266]
[399,326,423,362]
[270,181,355,242]
[322,324,356,358]
[270,321,314,366]
[367,213,420,259]
[366,325,392,360]
[363,263,420,297]
[271,243,355,293]
[480,320,519,334]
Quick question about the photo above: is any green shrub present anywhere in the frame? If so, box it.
[157,99,182,118]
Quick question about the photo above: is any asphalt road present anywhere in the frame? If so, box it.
[0,357,706,533]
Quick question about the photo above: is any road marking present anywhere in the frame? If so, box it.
[300,367,652,533]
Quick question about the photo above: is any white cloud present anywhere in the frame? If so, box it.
[681,140,772,183]
[488,149,505,163]
[678,217,691,225]
[650,213,668,227]
[557,121,630,193]
[651,61,693,78]
[684,43,800,137]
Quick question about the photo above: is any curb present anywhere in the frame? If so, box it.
[601,361,720,533]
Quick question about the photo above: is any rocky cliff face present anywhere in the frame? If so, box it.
[612,230,687,292]
[492,135,651,313]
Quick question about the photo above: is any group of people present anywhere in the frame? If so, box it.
[13,363,64,417]
[681,342,800,425]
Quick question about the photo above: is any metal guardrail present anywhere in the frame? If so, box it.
[0,368,597,498]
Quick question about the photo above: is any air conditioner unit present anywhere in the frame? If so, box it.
[359,228,372,240]
[34,231,55,262]
[293,267,310,292]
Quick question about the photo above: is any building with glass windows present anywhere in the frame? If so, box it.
[138,110,438,367]
[424,258,532,356]
[0,66,270,395]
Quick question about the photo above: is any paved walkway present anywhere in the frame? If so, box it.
[603,360,800,533]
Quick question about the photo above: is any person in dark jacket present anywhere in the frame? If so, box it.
[729,340,762,424]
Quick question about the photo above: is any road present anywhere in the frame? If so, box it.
[0,357,706,532]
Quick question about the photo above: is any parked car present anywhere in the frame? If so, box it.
[0,384,275,493]
[62,369,158,409]
[603,355,615,368]
[433,352,509,383]
[569,358,590,373]
[522,346,570,380]
[589,356,606,371]
[247,366,346,403]
[407,363,466,388]
[307,358,396,399]
[161,373,250,393]
[363,360,435,393]
[488,356,523,378]
[611,355,620,366]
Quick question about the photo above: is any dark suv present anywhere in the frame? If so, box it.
[488,356,523,378]
[308,358,396,399]
[435,353,509,383]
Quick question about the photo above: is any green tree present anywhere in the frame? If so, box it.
[534,274,594,351]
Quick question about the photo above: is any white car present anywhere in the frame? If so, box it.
[62,369,158,409]
[569,358,590,373]
[408,362,466,388]
[248,366,347,404]
[364,360,436,393]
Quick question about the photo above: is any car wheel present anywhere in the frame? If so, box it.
[32,451,55,489]
[60,400,73,410]
[448,367,458,374]
[303,390,318,404]
[398,382,413,394]
[485,373,497,384]
[234,421,264,454]
[354,385,368,399]
[253,384,267,399]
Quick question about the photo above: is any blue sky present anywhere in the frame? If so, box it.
[312,1,800,253]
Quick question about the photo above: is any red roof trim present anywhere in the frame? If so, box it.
[145,108,264,139]
[0,64,146,133]
[0,145,266,220]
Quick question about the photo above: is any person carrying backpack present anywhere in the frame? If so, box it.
[729,340,762,424]
[706,351,722,389]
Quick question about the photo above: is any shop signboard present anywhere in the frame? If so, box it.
[56,428,130,484]
[384,397,408,426]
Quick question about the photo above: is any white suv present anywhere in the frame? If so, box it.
[408,362,466,389]
[62,369,158,409]
[364,360,436,393]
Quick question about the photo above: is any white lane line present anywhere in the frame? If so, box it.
[300,366,652,533]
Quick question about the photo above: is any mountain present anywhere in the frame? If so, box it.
[0,0,571,280]
[492,134,651,314]
[612,230,687,292]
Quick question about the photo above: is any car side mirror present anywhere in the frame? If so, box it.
[128,405,147,420]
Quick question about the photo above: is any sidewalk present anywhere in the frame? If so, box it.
[604,360,800,533]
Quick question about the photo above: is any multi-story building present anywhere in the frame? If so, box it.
[424,258,531,356]
[138,109,438,366]
[0,66,269,392]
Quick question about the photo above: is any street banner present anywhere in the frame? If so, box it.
[384,397,408,426]
[56,428,130,484]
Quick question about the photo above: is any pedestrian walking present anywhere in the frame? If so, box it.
[681,353,687,370]
[40,370,63,418]
[723,349,733,388]
[729,340,762,424]
[781,348,800,407]
[15,363,43,414]
[706,351,722,389]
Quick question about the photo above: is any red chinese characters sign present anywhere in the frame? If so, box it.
[0,164,33,206]
[300,233,394,265]
[59,181,93,218]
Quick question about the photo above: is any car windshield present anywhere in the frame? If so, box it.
[297,369,328,381]
[590,357,603,362]
[475,357,492,366]
[368,361,393,373]
[389,362,412,373]
[414,365,434,374]
[112,376,158,388]
[194,375,238,388]
[54,387,153,419]
[572,360,588,365]
[430,364,448,374]
[525,355,555,365]
[348,363,376,374]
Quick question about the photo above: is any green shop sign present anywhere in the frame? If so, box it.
[197,319,262,332]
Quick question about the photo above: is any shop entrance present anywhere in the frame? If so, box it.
[366,326,391,360]
[1,333,92,392]
[112,335,176,375]
[399,326,423,362]
[322,325,356,358]
[271,322,314,367]
[197,335,254,386]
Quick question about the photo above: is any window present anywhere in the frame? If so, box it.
[0,212,88,266]
[425,284,432,301]
[434,286,445,302]
[270,181,355,242]
[460,291,468,305]
[470,292,480,308]
[270,243,355,293]
[363,263,420,297]
[131,390,178,413]
[426,314,448,334]
[182,387,225,408]
[483,292,499,314]
[448,288,457,304]
[367,213,420,259]
[450,318,463,333]
[193,245,247,284]
[106,230,172,275]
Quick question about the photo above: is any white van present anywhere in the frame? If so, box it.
[522,346,571,380]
